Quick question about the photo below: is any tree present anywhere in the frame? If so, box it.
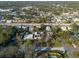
[70,23,78,32]
[25,39,33,58]
[47,38,54,47]
[0,46,18,58]
[38,37,44,47]
[26,39,32,46]
[59,31,71,39]
[0,26,14,45]
[51,26,61,40]
[38,17,47,23]
[16,33,23,45]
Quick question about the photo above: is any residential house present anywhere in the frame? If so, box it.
[61,26,71,31]
[23,32,42,41]
[46,26,51,31]
[73,18,79,22]
[6,20,12,23]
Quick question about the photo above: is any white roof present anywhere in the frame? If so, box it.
[61,26,71,31]
[0,9,11,12]
[34,32,38,35]
[23,34,33,40]
[46,26,51,31]
[62,13,69,15]
[6,20,12,23]
[16,26,21,28]
[61,26,67,31]
[34,37,41,40]
[73,18,79,22]
[23,31,42,40]
[22,26,26,29]
[29,26,34,31]
[34,32,40,35]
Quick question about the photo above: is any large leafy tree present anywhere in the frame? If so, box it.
[0,26,14,45]
[70,23,78,32]
[0,46,18,58]
[25,39,33,58]
[51,26,61,40]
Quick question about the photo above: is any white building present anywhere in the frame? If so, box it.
[73,18,79,22]
[6,20,12,23]
[29,26,34,32]
[22,6,33,10]
[34,32,41,40]
[23,32,42,40]
[62,13,69,16]
[73,12,78,15]
[61,26,71,31]
[0,20,6,23]
[16,25,22,28]
[23,34,33,40]
[0,9,12,12]
[46,26,51,31]
[22,26,27,29]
